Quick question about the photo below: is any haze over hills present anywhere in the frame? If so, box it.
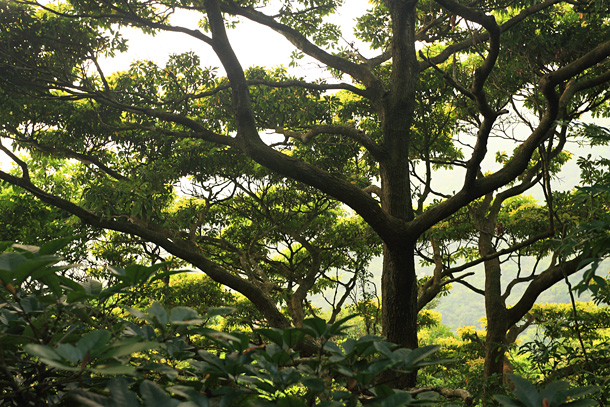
[433,260,595,332]
[360,255,597,333]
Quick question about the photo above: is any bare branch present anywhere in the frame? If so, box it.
[408,386,473,405]
[0,168,292,328]
[420,0,565,71]
[444,230,553,276]
[0,141,29,181]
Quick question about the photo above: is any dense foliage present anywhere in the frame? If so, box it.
[1,241,606,406]
[2,0,610,402]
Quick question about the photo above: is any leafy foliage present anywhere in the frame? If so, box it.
[0,241,446,406]
[495,375,599,407]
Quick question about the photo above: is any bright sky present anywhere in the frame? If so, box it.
[97,2,370,78]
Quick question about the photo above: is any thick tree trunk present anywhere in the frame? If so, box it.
[382,243,419,350]
[381,242,419,388]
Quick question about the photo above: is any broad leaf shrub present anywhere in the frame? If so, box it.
[0,241,601,406]
[494,374,599,407]
[0,241,441,406]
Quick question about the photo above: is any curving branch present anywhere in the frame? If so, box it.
[185,78,369,102]
[0,141,30,181]
[411,39,610,236]
[17,0,213,45]
[506,256,583,326]
[17,140,128,181]
[443,230,553,277]
[0,168,292,329]
[273,124,384,160]
[201,0,404,243]
[218,2,386,98]
[442,272,484,296]
[418,50,475,100]
[420,0,565,71]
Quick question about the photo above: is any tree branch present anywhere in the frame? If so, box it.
[273,124,383,160]
[419,0,565,71]
[408,386,473,405]
[219,2,385,97]
[0,169,292,329]
[507,256,583,326]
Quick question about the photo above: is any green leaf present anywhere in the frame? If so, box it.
[107,378,141,407]
[0,241,14,252]
[13,257,58,286]
[148,302,169,326]
[316,402,343,407]
[510,375,541,407]
[331,390,352,400]
[108,266,128,281]
[379,392,412,407]
[282,328,306,348]
[494,394,526,407]
[140,380,179,407]
[167,386,208,407]
[205,307,235,318]
[81,279,103,296]
[328,314,357,336]
[103,340,159,359]
[90,364,137,375]
[277,396,307,407]
[300,376,325,392]
[561,385,600,401]
[255,328,284,346]
[77,330,112,356]
[55,343,84,364]
[39,357,81,371]
[24,343,61,361]
[125,307,148,320]
[143,363,178,380]
[302,317,327,338]
[125,263,165,285]
[0,251,26,277]
[401,345,440,368]
[373,340,394,358]
[169,307,200,324]
[539,381,570,405]
[563,400,600,407]
[39,236,78,255]
[323,341,342,355]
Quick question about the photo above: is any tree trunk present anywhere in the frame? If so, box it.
[381,242,419,387]
[477,216,509,405]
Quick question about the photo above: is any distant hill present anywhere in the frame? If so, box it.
[433,257,595,332]
[315,255,601,333]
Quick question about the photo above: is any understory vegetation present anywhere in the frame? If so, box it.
[0,239,608,406]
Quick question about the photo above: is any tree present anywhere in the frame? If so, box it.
[2,0,610,388]
[417,138,610,396]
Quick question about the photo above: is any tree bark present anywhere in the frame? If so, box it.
[381,242,419,387]
[476,212,509,405]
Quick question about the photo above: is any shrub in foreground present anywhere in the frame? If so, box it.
[0,241,600,406]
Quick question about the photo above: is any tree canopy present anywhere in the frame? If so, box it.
[1,0,610,393]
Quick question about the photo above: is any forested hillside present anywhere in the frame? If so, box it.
[435,261,594,331]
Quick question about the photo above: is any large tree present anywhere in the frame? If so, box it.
[2,0,610,387]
